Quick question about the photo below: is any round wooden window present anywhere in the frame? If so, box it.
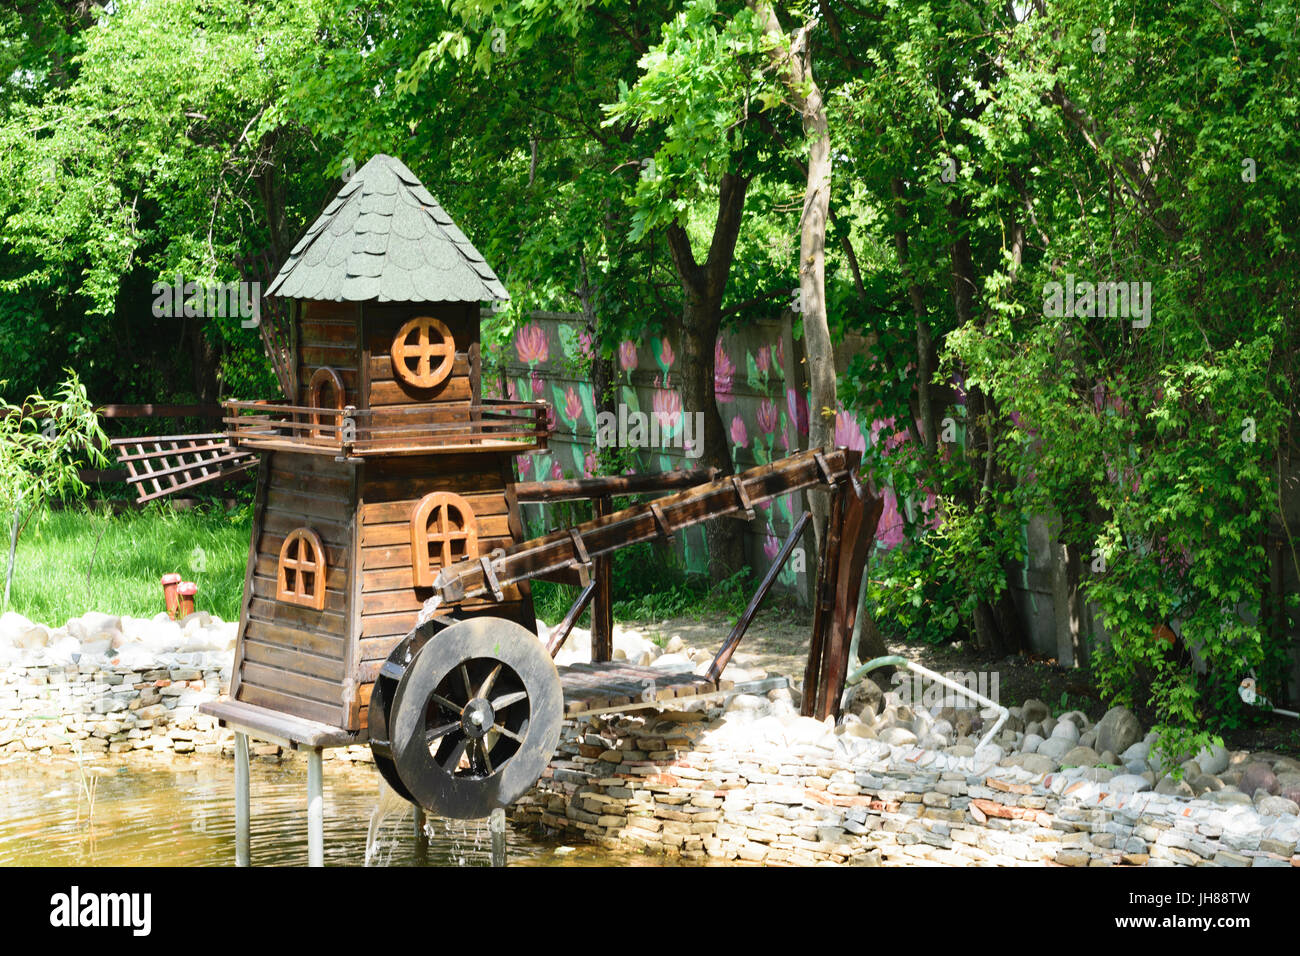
[277,528,327,610]
[308,366,345,440]
[391,316,456,390]
[411,492,479,588]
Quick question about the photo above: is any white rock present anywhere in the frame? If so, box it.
[650,653,693,671]
[1022,733,1045,754]
[1108,774,1153,793]
[1037,736,1075,761]
[1195,743,1230,775]
[1051,719,1080,743]
[1121,740,1151,764]
[67,612,122,642]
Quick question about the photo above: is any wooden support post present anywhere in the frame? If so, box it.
[706,512,809,682]
[235,732,250,867]
[591,495,613,663]
[548,580,597,656]
[802,485,844,718]
[816,489,883,720]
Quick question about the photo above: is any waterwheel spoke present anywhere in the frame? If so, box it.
[491,723,523,744]
[477,738,494,775]
[439,736,469,772]
[491,690,528,711]
[431,694,462,716]
[477,663,503,700]
[459,663,474,700]
[425,720,460,743]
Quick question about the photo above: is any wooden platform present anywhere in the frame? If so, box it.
[557,661,732,717]
[200,698,364,750]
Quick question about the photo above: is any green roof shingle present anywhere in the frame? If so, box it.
[267,154,509,303]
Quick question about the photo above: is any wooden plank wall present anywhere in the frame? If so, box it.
[233,451,356,727]
[351,451,534,729]
[363,302,480,423]
[297,300,361,408]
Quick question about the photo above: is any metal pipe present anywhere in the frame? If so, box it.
[307,748,324,867]
[234,732,250,867]
[846,655,1009,751]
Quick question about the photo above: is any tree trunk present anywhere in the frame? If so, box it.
[664,172,750,582]
[751,3,837,556]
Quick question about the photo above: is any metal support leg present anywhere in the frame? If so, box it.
[413,806,428,866]
[307,747,324,867]
[489,807,507,867]
[235,732,250,867]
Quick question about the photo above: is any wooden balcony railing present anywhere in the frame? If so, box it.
[223,399,549,457]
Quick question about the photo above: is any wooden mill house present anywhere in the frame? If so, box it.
[208,154,545,737]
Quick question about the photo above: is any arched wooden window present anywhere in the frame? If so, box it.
[391,316,456,390]
[411,492,478,588]
[277,528,327,610]
[308,366,346,440]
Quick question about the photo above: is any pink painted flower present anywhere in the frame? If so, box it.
[578,329,594,359]
[755,345,771,375]
[776,337,785,369]
[584,449,599,478]
[530,370,544,398]
[714,338,735,403]
[729,414,748,448]
[652,388,683,432]
[876,487,905,548]
[516,455,532,478]
[762,531,780,561]
[514,322,549,364]
[658,337,675,368]
[619,339,638,372]
[834,410,866,453]
[564,386,583,424]
[756,398,779,436]
[550,460,564,481]
[786,388,809,437]
[505,378,518,401]
[544,403,557,434]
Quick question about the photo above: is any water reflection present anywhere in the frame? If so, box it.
[0,755,659,867]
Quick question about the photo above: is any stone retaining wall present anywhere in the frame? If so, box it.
[0,657,373,763]
[511,701,1300,867]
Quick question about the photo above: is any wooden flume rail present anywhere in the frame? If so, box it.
[428,447,881,721]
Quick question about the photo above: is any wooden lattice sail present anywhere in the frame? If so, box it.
[111,433,259,503]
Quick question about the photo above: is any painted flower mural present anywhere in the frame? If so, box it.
[515,322,549,365]
[714,338,735,403]
[762,531,780,561]
[516,454,532,478]
[729,414,748,448]
[619,339,638,373]
[584,449,599,478]
[786,388,809,437]
[550,460,564,481]
[564,386,583,425]
[835,410,866,454]
[578,329,595,360]
[755,345,771,376]
[876,487,906,547]
[756,398,779,436]
[651,388,683,434]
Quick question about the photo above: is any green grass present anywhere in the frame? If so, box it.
[5,504,251,626]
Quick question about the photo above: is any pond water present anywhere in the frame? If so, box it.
[0,755,658,867]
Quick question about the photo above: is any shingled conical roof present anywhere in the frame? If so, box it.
[267,154,509,303]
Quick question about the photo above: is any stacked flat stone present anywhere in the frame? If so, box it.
[512,695,1300,867]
